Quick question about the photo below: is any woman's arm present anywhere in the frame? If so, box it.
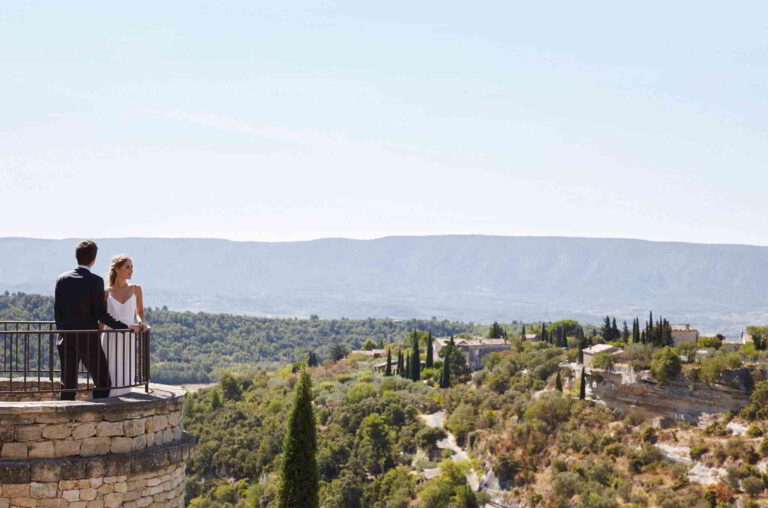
[135,285,145,325]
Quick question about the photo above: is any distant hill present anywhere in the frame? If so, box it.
[1,235,766,333]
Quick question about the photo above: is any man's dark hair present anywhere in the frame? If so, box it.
[75,240,98,266]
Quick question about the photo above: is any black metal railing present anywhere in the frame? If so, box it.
[0,321,150,397]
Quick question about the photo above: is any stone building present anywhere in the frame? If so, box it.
[671,324,699,345]
[434,336,511,370]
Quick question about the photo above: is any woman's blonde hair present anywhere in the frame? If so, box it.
[107,255,132,288]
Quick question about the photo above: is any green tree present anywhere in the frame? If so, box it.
[278,370,319,508]
[426,332,434,369]
[440,344,452,389]
[219,372,242,401]
[405,352,410,380]
[488,322,505,339]
[742,381,768,420]
[650,347,682,384]
[385,348,392,376]
[555,370,563,392]
[396,350,403,376]
[363,339,377,351]
[357,413,394,474]
[411,331,421,381]
[521,324,527,340]
[579,368,586,400]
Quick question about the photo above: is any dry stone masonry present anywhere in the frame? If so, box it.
[0,384,194,507]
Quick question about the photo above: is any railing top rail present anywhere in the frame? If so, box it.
[0,321,56,324]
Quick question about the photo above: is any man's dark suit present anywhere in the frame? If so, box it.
[54,267,128,399]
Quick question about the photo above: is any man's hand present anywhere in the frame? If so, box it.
[130,324,143,333]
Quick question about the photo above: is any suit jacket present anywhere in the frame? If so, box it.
[54,267,128,332]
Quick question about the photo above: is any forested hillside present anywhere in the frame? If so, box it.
[0,292,474,383]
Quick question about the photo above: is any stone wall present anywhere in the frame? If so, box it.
[0,384,193,507]
[585,367,751,422]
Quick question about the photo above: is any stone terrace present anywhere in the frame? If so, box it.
[0,384,194,508]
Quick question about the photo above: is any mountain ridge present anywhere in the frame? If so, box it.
[1,235,766,333]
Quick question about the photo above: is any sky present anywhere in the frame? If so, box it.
[1,2,768,245]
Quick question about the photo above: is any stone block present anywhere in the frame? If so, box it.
[96,422,123,437]
[166,412,181,427]
[36,499,68,508]
[10,497,36,508]
[1,443,27,459]
[85,457,107,478]
[113,482,127,494]
[124,490,140,501]
[152,415,168,431]
[86,500,104,508]
[162,428,173,444]
[28,441,55,459]
[41,424,71,440]
[111,437,132,454]
[146,477,163,487]
[0,497,7,508]
[31,462,61,483]
[103,476,118,484]
[104,493,123,508]
[131,435,146,452]
[97,484,113,494]
[80,437,111,456]
[80,488,97,501]
[58,457,87,480]
[72,423,97,440]
[15,425,43,442]
[30,482,57,499]
[172,425,182,441]
[35,414,71,424]
[2,485,29,498]
[0,427,14,442]
[136,496,153,507]
[123,419,145,437]
[154,431,164,446]
[76,412,102,423]
[58,480,76,490]
[70,503,88,508]
[89,478,103,489]
[145,432,155,447]
[77,480,90,489]
[54,439,81,457]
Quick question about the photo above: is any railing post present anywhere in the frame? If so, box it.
[145,329,151,393]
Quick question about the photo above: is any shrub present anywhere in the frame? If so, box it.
[551,471,580,499]
[604,442,625,457]
[689,443,708,460]
[700,352,742,384]
[742,476,765,497]
[591,352,616,370]
[650,347,682,384]
[621,344,653,371]
[523,393,572,430]
[493,452,519,484]
[642,427,657,444]
[746,424,763,438]
[741,380,768,420]
[698,336,723,349]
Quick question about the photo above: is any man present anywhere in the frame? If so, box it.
[54,240,142,400]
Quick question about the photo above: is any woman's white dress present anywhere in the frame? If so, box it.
[101,293,137,397]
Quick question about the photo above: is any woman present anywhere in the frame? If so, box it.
[101,255,147,397]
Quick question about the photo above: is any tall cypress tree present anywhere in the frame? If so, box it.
[622,321,630,343]
[578,340,584,365]
[278,370,319,508]
[579,368,586,400]
[521,324,527,341]
[405,352,410,380]
[440,344,451,388]
[555,370,563,392]
[396,350,403,376]
[411,332,421,381]
[426,332,434,369]
[385,349,392,376]
[541,323,548,343]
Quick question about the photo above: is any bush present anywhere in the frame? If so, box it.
[742,380,768,420]
[746,424,763,438]
[698,336,723,349]
[591,352,616,370]
[493,452,519,484]
[689,443,708,460]
[700,352,742,384]
[604,442,625,457]
[650,347,682,384]
[523,393,572,430]
[551,471,580,499]
[742,476,765,497]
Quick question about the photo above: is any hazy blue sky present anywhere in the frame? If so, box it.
[2,2,767,244]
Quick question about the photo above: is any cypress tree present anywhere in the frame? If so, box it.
[541,323,548,343]
[521,324,527,341]
[405,352,410,380]
[426,332,434,369]
[440,345,451,388]
[555,371,563,392]
[411,332,421,381]
[622,321,630,343]
[578,340,584,365]
[278,370,319,508]
[385,349,392,376]
[396,350,403,376]
[611,318,619,341]
[579,368,586,400]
